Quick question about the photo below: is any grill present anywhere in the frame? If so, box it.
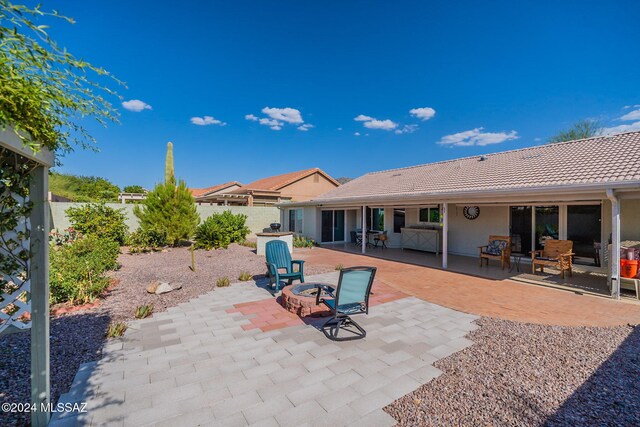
[270,223,281,232]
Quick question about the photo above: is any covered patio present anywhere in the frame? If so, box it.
[321,242,614,298]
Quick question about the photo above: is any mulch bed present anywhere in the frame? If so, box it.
[0,244,332,426]
[385,317,640,426]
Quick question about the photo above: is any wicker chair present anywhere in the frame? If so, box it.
[478,235,511,270]
[531,239,574,279]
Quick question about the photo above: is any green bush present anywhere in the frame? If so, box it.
[66,203,128,245]
[127,227,168,253]
[195,211,251,250]
[134,180,200,246]
[49,236,120,304]
[293,235,315,248]
[106,322,127,338]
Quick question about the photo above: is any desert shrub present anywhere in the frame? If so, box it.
[66,202,128,245]
[238,271,252,281]
[135,304,154,319]
[49,236,120,304]
[49,227,81,246]
[106,322,127,338]
[195,211,250,250]
[293,235,315,248]
[128,227,168,253]
[216,277,231,287]
[134,180,200,246]
[335,264,344,271]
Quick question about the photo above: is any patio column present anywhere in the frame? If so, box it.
[362,205,366,254]
[442,202,448,269]
[607,189,621,299]
[30,165,51,426]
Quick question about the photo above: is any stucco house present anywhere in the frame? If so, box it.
[197,168,340,206]
[191,181,244,205]
[279,131,640,299]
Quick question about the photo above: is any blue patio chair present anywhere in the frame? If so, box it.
[265,240,305,291]
[315,266,377,341]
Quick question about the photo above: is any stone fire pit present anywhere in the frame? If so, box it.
[281,283,335,317]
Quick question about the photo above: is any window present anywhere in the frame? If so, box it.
[288,209,303,233]
[393,209,405,233]
[365,208,385,231]
[419,206,440,223]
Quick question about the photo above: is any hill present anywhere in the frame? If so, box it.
[49,172,121,202]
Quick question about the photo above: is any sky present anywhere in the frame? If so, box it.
[45,0,640,189]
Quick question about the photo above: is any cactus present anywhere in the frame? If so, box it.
[165,141,175,184]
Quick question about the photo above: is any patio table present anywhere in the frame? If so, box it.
[510,253,525,273]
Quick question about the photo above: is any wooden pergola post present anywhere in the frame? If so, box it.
[0,128,53,427]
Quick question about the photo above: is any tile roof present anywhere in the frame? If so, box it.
[315,131,640,203]
[232,168,339,193]
[190,181,242,197]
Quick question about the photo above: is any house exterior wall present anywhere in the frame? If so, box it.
[621,198,640,241]
[278,172,339,201]
[448,205,510,257]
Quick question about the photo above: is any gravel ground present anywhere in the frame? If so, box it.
[385,317,640,426]
[0,244,332,426]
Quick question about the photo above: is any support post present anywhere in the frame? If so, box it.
[442,202,448,269]
[30,165,50,427]
[361,205,366,254]
[607,189,621,299]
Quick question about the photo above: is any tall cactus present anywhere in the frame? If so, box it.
[165,141,175,184]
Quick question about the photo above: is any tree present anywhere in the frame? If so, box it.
[123,185,145,193]
[547,120,603,144]
[0,2,120,154]
[134,143,199,246]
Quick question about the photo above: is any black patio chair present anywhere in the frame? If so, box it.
[315,266,377,341]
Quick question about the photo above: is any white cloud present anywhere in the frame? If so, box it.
[409,107,436,121]
[190,116,226,126]
[258,118,283,130]
[354,114,398,131]
[619,109,640,121]
[602,121,640,135]
[534,137,542,142]
[297,124,314,131]
[437,127,519,147]
[354,132,361,136]
[364,119,398,130]
[122,99,152,112]
[395,124,419,135]
[337,127,343,131]
[245,107,306,130]
[262,107,303,124]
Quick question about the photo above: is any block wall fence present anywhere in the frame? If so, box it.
[49,203,280,237]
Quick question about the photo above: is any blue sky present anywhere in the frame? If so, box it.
[48,0,640,189]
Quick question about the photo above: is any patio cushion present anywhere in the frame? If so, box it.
[486,240,507,255]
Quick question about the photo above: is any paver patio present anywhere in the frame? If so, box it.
[50,273,477,427]
[296,247,640,327]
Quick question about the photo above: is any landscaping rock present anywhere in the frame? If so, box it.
[146,281,159,293]
[154,282,172,294]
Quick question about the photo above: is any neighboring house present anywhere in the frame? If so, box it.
[198,168,340,207]
[190,181,243,205]
[280,131,640,298]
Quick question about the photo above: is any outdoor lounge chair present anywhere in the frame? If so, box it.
[265,240,305,291]
[315,266,376,341]
[373,231,388,249]
[479,235,511,270]
[531,239,574,279]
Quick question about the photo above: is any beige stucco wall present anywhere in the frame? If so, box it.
[278,172,339,201]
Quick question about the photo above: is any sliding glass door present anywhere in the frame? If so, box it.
[321,210,346,243]
[510,206,532,254]
[567,205,601,265]
[535,206,559,250]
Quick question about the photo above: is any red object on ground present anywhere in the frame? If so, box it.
[621,259,639,278]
